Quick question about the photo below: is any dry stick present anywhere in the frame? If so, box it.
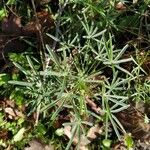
[52,0,68,50]
[44,0,68,70]
[145,11,150,40]
[6,5,19,17]
[85,96,104,116]
[31,0,46,70]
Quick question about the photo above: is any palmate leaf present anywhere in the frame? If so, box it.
[115,65,133,77]
[46,44,61,68]
[114,44,129,61]
[50,99,66,124]
[46,33,60,42]
[79,13,106,40]
[104,58,133,65]
[111,114,126,133]
[111,105,130,113]
[26,55,37,75]
[109,114,121,140]
[40,70,68,77]
[106,96,128,107]
[92,29,106,38]
[40,98,60,112]
[13,62,28,75]
[8,80,33,87]
[110,98,129,110]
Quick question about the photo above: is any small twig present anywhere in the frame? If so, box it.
[52,0,68,50]
[6,5,19,17]
[31,0,46,70]
[85,96,104,116]
[44,0,68,70]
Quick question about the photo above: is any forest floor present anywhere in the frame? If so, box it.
[0,0,150,150]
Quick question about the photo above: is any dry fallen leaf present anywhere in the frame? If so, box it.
[64,126,77,144]
[87,124,102,141]
[4,107,24,120]
[5,100,15,108]
[24,140,44,150]
[64,124,103,149]
[4,107,16,118]
[24,140,54,150]
[64,125,93,150]
[2,14,22,34]
[116,104,150,140]
[23,11,54,35]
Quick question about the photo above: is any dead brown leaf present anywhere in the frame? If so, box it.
[5,100,15,108]
[2,14,22,34]
[23,21,40,35]
[24,140,54,150]
[116,104,150,140]
[4,107,24,120]
[4,107,16,118]
[0,129,8,140]
[112,141,126,150]
[23,11,54,35]
[87,124,102,141]
[64,126,90,150]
